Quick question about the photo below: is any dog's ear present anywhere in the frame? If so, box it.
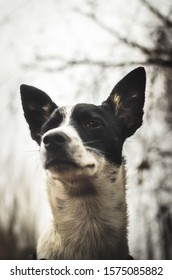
[104,67,146,138]
[20,85,57,144]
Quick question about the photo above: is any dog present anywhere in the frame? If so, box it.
[20,67,146,260]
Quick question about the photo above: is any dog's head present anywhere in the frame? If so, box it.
[20,67,146,181]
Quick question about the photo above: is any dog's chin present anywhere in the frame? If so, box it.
[45,159,97,180]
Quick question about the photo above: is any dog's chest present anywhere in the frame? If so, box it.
[44,167,128,260]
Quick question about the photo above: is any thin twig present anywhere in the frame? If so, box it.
[140,0,172,27]
[72,7,152,56]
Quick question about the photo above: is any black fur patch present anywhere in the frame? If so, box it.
[41,107,66,135]
[70,103,124,165]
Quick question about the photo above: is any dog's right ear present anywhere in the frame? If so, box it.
[20,85,57,144]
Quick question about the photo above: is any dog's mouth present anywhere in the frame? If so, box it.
[45,158,95,173]
[45,158,79,170]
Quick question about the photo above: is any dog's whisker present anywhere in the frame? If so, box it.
[24,150,39,153]
[125,139,138,143]
[83,139,100,145]
[85,146,111,156]
[112,137,119,142]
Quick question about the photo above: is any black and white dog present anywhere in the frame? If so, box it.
[20,67,146,260]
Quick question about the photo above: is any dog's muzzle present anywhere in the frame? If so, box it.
[40,129,100,179]
[42,132,78,169]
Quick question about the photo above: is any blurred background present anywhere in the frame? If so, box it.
[0,0,172,259]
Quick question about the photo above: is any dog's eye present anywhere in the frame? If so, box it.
[85,120,102,129]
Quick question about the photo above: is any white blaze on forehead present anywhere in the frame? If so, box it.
[41,105,75,140]
[59,106,73,127]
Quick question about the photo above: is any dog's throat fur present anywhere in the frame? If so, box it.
[37,163,129,260]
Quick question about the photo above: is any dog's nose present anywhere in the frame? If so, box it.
[43,132,70,150]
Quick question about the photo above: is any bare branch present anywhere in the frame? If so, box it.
[22,56,172,73]
[140,0,172,27]
[72,7,153,56]
[22,59,143,72]
[147,58,172,68]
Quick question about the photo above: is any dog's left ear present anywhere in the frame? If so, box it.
[103,67,146,138]
[20,85,57,144]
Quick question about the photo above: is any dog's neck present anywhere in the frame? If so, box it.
[37,162,129,259]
